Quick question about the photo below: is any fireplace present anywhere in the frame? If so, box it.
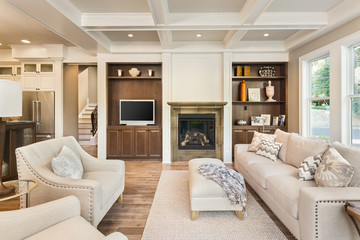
[178,114,215,150]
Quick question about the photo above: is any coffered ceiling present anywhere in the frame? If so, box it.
[2,0,360,54]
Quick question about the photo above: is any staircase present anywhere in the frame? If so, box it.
[78,104,97,145]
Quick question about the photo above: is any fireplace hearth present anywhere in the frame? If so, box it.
[178,114,215,150]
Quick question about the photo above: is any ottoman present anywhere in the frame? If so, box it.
[188,158,245,220]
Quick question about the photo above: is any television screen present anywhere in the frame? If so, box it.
[120,100,155,125]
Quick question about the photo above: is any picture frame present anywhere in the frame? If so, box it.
[272,116,279,126]
[279,115,286,126]
[248,88,260,101]
[261,114,271,126]
[251,116,265,126]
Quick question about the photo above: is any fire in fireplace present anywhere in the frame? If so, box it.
[178,114,215,150]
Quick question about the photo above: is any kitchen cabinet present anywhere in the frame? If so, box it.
[0,65,21,82]
[22,62,54,90]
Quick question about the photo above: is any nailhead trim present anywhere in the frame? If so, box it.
[314,200,346,239]
[15,149,95,224]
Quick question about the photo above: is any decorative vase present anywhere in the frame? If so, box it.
[129,68,140,77]
[240,80,247,101]
[266,81,276,102]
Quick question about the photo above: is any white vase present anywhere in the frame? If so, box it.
[266,81,276,102]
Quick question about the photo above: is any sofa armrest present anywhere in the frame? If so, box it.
[103,232,128,240]
[0,196,80,240]
[234,144,250,154]
[299,187,360,240]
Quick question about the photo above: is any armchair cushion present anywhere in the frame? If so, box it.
[52,146,84,179]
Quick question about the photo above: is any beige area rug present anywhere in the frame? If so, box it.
[141,170,287,240]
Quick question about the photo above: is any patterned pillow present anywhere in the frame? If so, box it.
[298,155,322,181]
[256,140,282,162]
[248,131,277,152]
[52,146,84,179]
[314,148,355,187]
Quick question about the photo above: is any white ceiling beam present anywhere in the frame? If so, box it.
[157,31,172,49]
[81,13,155,28]
[224,30,248,49]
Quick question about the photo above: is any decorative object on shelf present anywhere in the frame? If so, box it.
[265,81,276,102]
[279,115,286,126]
[236,120,247,125]
[148,69,153,77]
[272,116,279,126]
[129,67,140,77]
[259,66,275,77]
[244,66,251,76]
[260,114,271,126]
[248,88,260,101]
[251,116,265,126]
[240,80,247,101]
[117,69,123,76]
[236,66,242,76]
[0,80,22,197]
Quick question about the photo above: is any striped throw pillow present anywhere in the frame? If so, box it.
[256,140,282,162]
[298,155,322,181]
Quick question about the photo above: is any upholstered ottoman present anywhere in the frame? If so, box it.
[188,158,245,220]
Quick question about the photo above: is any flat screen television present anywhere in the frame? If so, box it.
[119,100,155,125]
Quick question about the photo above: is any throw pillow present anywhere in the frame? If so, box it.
[248,131,277,152]
[274,129,291,162]
[314,148,355,187]
[256,140,282,162]
[286,133,329,168]
[331,142,360,187]
[298,155,322,181]
[52,146,84,179]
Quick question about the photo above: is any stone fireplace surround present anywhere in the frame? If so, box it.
[168,102,227,161]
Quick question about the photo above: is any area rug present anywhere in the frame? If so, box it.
[141,170,287,240]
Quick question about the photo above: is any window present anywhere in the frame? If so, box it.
[350,44,360,146]
[308,55,330,140]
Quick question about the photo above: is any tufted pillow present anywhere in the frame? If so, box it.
[256,140,282,162]
[52,146,84,179]
[248,131,277,152]
[314,148,354,187]
[298,155,322,181]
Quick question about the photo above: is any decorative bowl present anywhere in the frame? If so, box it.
[129,68,140,77]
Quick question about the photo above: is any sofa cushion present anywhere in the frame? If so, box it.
[247,160,297,188]
[298,155,322,181]
[331,141,360,187]
[286,134,329,168]
[256,140,282,162]
[248,131,277,152]
[51,146,84,180]
[274,129,291,162]
[83,171,124,205]
[266,175,317,219]
[314,148,354,187]
[235,151,271,173]
[25,216,104,240]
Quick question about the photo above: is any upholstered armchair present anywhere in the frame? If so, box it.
[15,136,125,227]
[0,196,127,240]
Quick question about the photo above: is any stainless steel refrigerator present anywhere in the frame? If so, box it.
[21,91,55,142]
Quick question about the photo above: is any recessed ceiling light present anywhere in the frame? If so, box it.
[263,33,270,37]
[128,33,134,38]
[0,43,2,46]
[196,33,202,38]
[21,39,31,43]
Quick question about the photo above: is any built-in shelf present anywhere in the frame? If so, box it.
[232,76,286,80]
[108,76,161,80]
[232,101,286,104]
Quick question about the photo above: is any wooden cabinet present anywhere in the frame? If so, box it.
[232,62,287,145]
[0,65,21,82]
[107,126,161,160]
[22,62,54,90]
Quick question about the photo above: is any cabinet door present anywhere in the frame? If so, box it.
[39,75,55,90]
[148,128,162,157]
[0,66,13,77]
[121,128,134,157]
[247,129,256,143]
[23,75,39,90]
[23,63,37,74]
[39,63,54,74]
[107,130,121,157]
[135,128,148,157]
[233,129,247,145]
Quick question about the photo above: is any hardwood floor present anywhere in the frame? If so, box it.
[0,145,295,240]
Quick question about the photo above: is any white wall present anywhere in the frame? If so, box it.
[88,66,97,104]
[78,66,89,113]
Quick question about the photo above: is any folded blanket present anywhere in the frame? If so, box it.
[198,164,247,211]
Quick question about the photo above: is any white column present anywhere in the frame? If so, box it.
[53,58,63,138]
[97,54,107,159]
[162,52,172,163]
[223,52,232,163]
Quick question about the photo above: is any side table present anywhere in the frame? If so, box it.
[0,179,38,207]
[345,201,360,236]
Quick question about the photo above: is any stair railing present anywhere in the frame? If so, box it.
[91,105,98,136]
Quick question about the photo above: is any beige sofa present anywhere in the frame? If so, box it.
[0,196,127,240]
[234,131,360,240]
[15,136,125,227]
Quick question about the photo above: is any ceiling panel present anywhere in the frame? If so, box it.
[241,30,298,41]
[103,31,159,42]
[266,0,344,12]
[0,1,73,49]
[172,30,228,41]
[168,0,247,13]
[69,0,150,13]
